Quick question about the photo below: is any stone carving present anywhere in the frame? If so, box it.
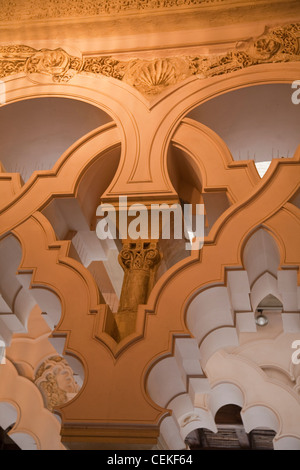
[76,22,300,93]
[0,59,25,79]
[35,356,80,412]
[0,45,83,82]
[122,58,191,95]
[25,48,83,83]
[82,57,124,81]
[116,241,162,339]
[0,23,299,93]
[239,23,299,62]
[0,45,36,80]
[119,241,161,272]
[190,23,300,80]
[0,45,37,57]
[0,0,225,22]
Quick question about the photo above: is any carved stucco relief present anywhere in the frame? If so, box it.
[0,0,226,22]
[0,23,299,95]
[35,356,80,412]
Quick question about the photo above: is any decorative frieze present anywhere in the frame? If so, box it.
[0,45,83,83]
[190,22,300,80]
[0,0,225,22]
[0,23,299,95]
[82,57,123,81]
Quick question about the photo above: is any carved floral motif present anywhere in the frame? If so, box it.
[0,45,83,82]
[25,48,83,82]
[82,57,124,80]
[0,45,36,79]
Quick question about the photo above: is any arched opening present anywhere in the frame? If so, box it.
[167,140,231,237]
[0,97,113,183]
[185,404,276,450]
[187,84,298,178]
[0,234,85,401]
[157,148,203,274]
[41,141,122,315]
[0,402,20,450]
[0,235,34,344]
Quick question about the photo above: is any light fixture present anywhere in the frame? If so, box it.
[255,309,268,327]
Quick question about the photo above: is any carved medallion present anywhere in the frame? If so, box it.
[35,356,80,411]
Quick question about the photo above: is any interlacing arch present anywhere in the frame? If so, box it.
[0,64,299,449]
[146,227,300,450]
[0,362,64,450]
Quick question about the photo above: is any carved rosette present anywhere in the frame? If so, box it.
[35,356,80,412]
[0,45,36,79]
[25,48,83,83]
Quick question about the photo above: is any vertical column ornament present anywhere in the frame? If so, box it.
[115,241,162,339]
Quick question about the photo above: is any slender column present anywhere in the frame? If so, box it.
[115,240,161,339]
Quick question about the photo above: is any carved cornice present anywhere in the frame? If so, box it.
[88,22,300,95]
[0,0,226,22]
[0,23,299,95]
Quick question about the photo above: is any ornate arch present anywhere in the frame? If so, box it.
[0,360,64,449]
[0,35,299,449]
